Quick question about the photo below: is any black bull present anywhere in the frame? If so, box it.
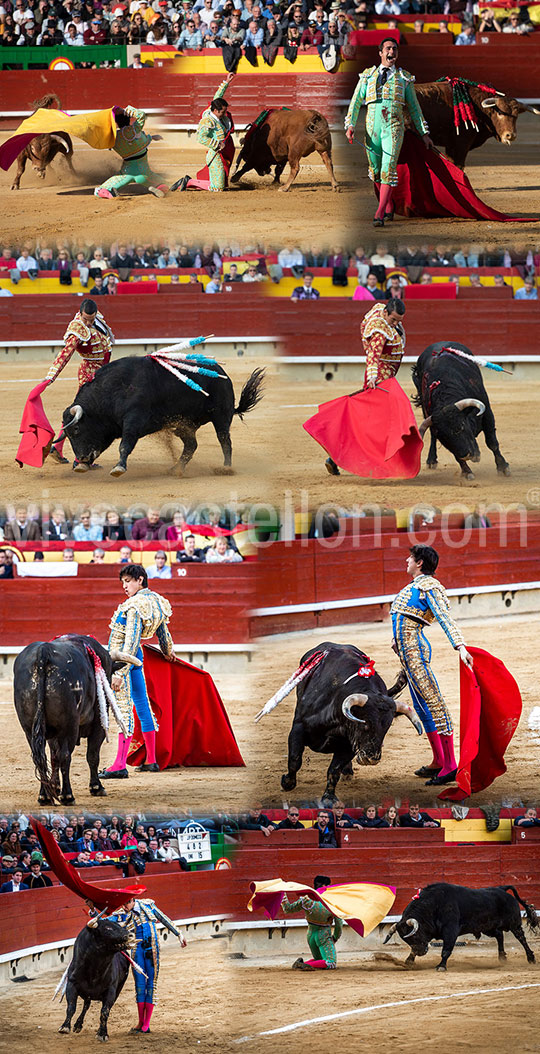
[268,642,422,804]
[385,882,539,970]
[59,916,131,1042]
[13,634,135,804]
[412,342,510,480]
[58,356,265,476]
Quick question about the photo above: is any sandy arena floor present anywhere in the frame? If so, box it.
[269,371,540,510]
[0,134,355,247]
[0,667,255,813]
[0,356,277,510]
[353,111,540,242]
[1,359,538,511]
[0,937,235,1053]
[248,612,540,806]
[3,611,537,811]
[230,945,540,1054]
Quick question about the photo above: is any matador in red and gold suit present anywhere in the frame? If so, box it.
[46,297,114,463]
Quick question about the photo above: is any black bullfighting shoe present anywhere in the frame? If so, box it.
[425,768,457,786]
[135,762,160,773]
[414,765,441,779]
[98,768,129,779]
[170,175,191,193]
[292,958,314,970]
[49,446,69,465]
[325,457,340,476]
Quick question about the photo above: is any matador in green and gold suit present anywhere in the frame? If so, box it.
[345,38,431,223]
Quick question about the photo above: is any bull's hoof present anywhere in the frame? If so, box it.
[463,472,475,482]
[73,462,90,473]
[168,464,184,477]
[498,952,507,961]
[38,795,54,805]
[427,462,438,470]
[58,1026,71,1034]
[110,465,127,477]
[321,794,338,808]
[331,185,341,193]
[281,774,296,791]
[60,794,76,805]
[73,1024,83,1033]
[436,963,447,972]
[527,953,536,964]
[498,465,511,476]
[277,186,290,193]
[96,1034,109,1042]
[213,466,235,476]
[90,783,106,797]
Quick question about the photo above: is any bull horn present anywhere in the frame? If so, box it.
[87,907,108,929]
[109,649,143,667]
[454,398,485,416]
[383,921,398,944]
[64,404,83,429]
[342,693,368,723]
[418,416,432,438]
[519,103,540,116]
[394,699,423,736]
[406,918,419,936]
[481,97,498,109]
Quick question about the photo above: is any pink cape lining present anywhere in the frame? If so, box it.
[248,881,397,937]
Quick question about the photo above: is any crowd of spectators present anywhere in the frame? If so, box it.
[238,801,444,845]
[272,243,540,300]
[0,812,242,888]
[0,241,271,293]
[0,504,249,572]
[3,242,540,300]
[1,0,538,68]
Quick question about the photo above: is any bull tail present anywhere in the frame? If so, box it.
[503,885,540,930]
[32,93,61,111]
[234,368,265,420]
[305,111,328,138]
[32,644,56,802]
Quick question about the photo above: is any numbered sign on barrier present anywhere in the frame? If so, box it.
[177,822,212,863]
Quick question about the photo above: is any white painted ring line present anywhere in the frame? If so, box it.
[234,982,540,1042]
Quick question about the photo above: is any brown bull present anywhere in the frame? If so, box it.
[405,81,540,169]
[11,93,76,190]
[231,108,339,192]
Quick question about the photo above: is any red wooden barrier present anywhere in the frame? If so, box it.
[252,526,537,635]
[238,829,320,847]
[0,569,255,645]
[335,827,445,847]
[0,70,353,126]
[0,868,236,957]
[229,843,540,918]
[350,39,540,98]
[511,827,540,843]
[0,293,274,341]
[274,300,540,360]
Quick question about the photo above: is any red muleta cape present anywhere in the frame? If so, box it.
[303,376,423,479]
[380,131,539,222]
[15,381,55,468]
[438,646,522,801]
[127,643,244,769]
[31,818,145,910]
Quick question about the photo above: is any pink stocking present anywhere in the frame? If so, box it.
[142,730,156,765]
[439,732,457,777]
[375,183,393,219]
[426,730,444,770]
[136,1002,145,1030]
[304,959,329,969]
[142,1003,154,1031]
[107,733,132,772]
